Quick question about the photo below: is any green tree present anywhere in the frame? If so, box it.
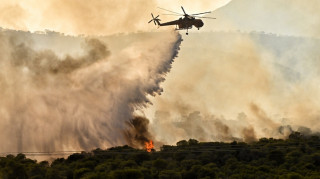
[159,170,181,179]
[74,168,91,179]
[153,159,167,171]
[188,139,199,145]
[111,169,143,179]
[268,150,285,165]
[176,140,188,147]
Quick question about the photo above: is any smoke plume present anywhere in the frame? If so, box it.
[124,116,153,148]
[146,31,320,144]
[0,30,182,153]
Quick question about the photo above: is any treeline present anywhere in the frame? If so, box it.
[1,132,320,178]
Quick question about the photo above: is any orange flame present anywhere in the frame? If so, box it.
[145,140,154,152]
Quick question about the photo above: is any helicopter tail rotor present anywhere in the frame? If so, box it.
[148,13,161,26]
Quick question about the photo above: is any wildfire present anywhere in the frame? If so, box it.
[145,140,154,152]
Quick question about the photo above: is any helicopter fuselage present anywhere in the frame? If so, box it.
[176,17,204,30]
[157,16,204,31]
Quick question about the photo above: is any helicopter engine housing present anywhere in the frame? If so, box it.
[193,19,204,28]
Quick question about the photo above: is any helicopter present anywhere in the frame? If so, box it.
[148,6,216,35]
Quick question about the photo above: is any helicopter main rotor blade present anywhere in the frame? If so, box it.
[191,11,212,16]
[162,14,182,16]
[196,16,216,19]
[148,19,153,23]
[157,7,183,15]
[155,15,159,19]
[181,6,187,15]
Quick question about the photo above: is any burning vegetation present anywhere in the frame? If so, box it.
[145,140,154,152]
[124,116,154,149]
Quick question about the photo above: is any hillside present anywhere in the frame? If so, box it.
[1,133,320,178]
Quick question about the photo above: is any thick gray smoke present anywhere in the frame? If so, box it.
[0,30,182,153]
[124,116,153,148]
[147,31,320,144]
[143,0,320,145]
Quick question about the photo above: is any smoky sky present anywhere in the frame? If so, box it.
[0,0,318,37]
[0,0,230,35]
[211,0,320,38]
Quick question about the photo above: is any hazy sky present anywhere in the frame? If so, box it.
[156,0,231,11]
[0,0,318,37]
[211,0,320,38]
[0,0,231,35]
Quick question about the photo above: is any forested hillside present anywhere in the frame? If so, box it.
[1,132,320,178]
